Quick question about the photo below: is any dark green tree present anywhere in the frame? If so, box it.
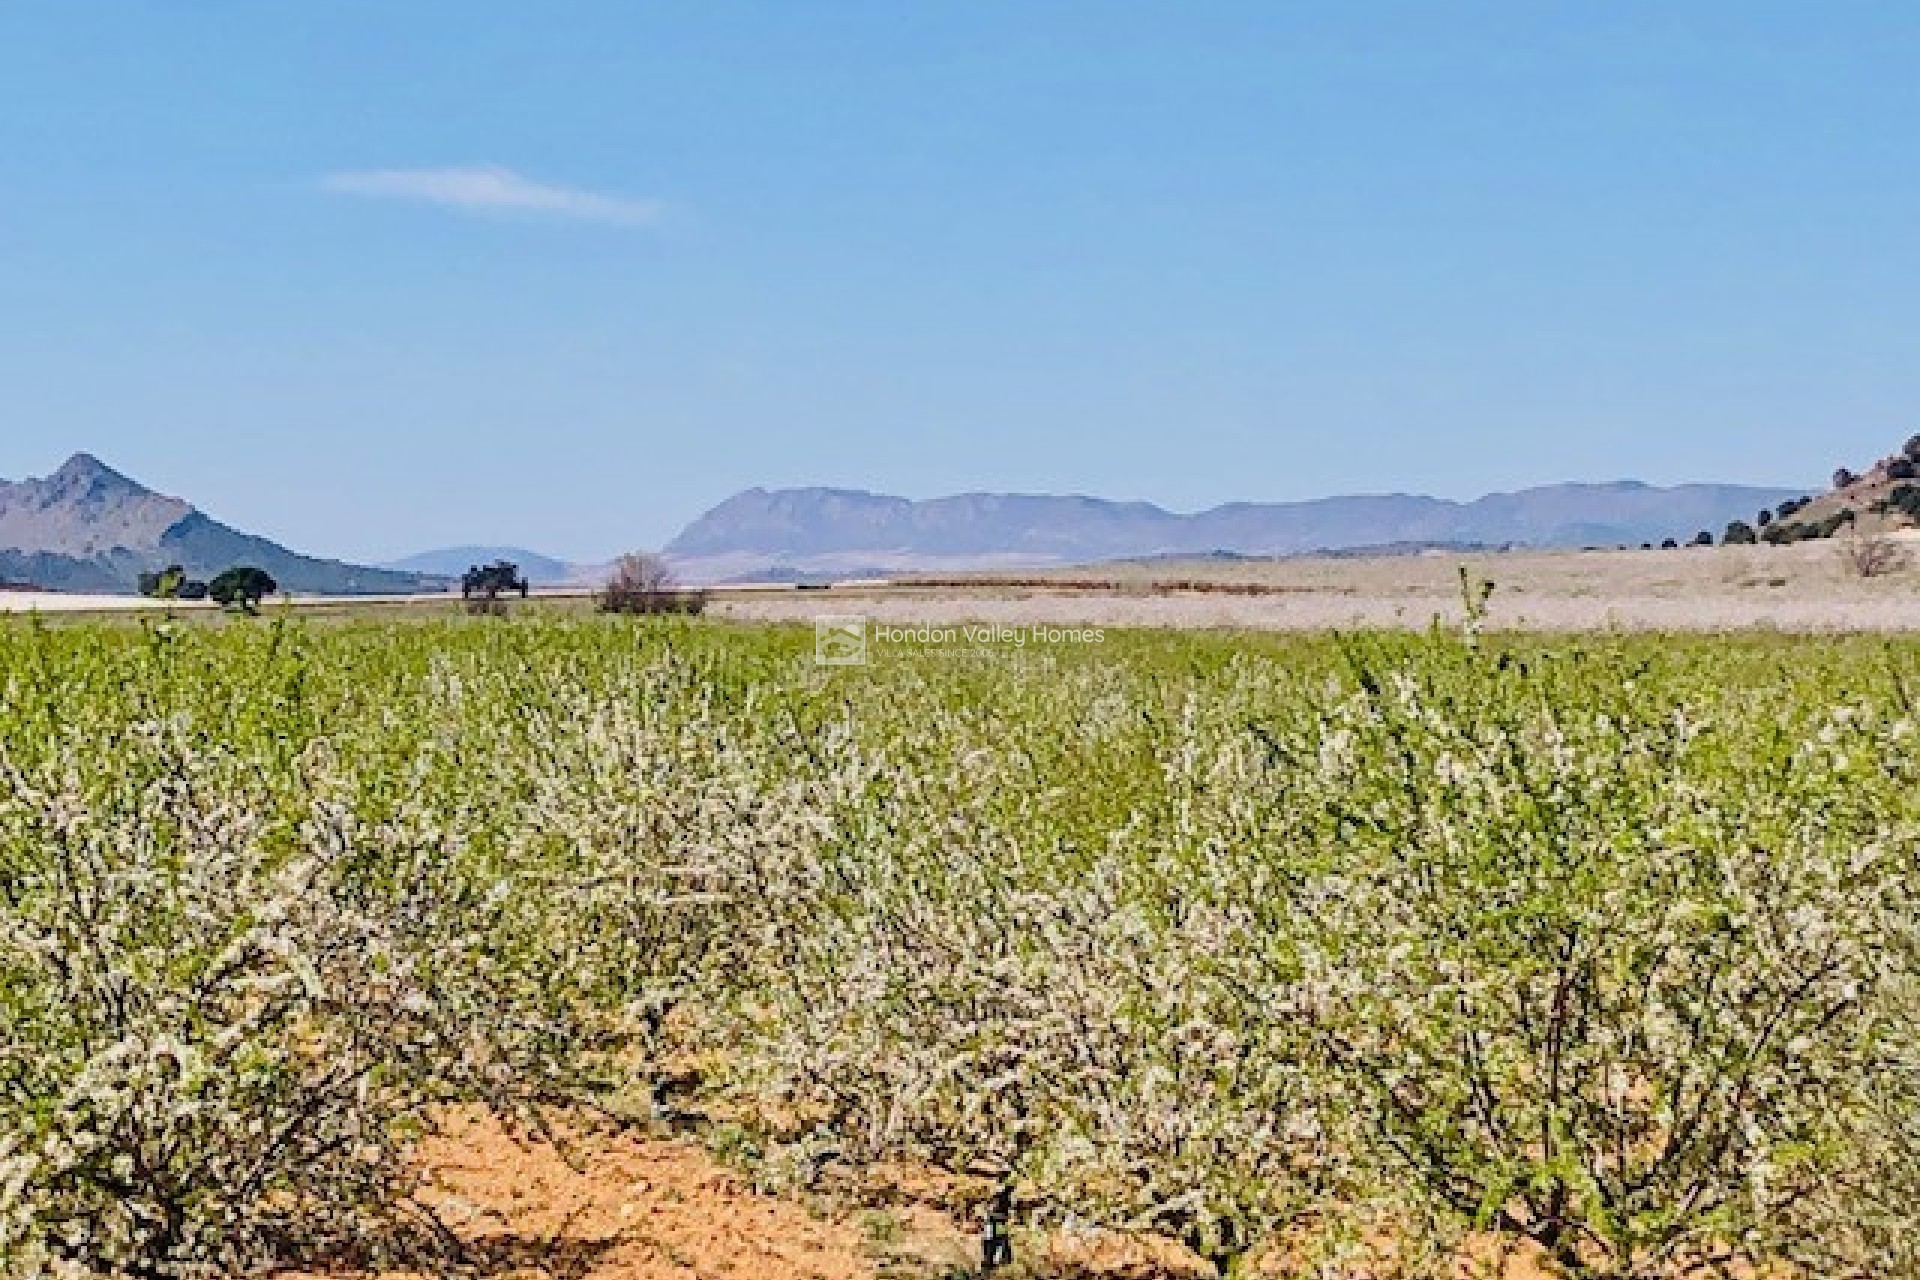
[136,565,186,599]
[461,561,528,602]
[1877,485,1920,521]
[208,567,278,614]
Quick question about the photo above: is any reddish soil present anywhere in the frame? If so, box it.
[284,1110,891,1280]
[276,1111,1563,1280]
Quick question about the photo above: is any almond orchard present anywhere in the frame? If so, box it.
[1,613,1916,1278]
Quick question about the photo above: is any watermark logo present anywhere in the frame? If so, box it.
[815,615,1105,664]
[814,615,869,666]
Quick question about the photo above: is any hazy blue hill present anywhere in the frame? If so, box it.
[157,513,437,595]
[382,546,573,583]
[0,548,150,593]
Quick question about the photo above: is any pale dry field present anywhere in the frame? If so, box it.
[0,591,178,613]
[714,534,1920,632]
[12,535,1920,631]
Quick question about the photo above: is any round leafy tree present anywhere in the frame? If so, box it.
[207,566,278,614]
[461,560,528,601]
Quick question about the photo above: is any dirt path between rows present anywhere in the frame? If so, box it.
[281,1111,1562,1280]
[296,1110,923,1280]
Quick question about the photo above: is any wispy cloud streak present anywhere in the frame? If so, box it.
[322,166,664,228]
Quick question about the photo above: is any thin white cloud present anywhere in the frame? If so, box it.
[322,166,664,228]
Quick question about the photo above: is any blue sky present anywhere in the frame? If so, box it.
[3,3,1917,562]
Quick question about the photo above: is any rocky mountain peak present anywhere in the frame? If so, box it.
[48,452,145,492]
[0,452,433,595]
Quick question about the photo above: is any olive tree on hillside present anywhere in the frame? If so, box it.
[1841,527,1907,578]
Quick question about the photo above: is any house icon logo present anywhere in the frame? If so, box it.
[814,616,869,666]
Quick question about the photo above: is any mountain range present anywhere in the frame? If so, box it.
[0,454,434,595]
[0,453,1810,595]
[663,481,1806,581]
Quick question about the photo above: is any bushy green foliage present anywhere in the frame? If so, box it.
[1875,484,1920,522]
[206,567,277,613]
[1763,510,1855,544]
[460,560,527,601]
[135,567,209,601]
[2,617,1919,1277]
[135,565,185,599]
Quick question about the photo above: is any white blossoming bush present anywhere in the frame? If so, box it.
[1257,640,1920,1278]
[721,663,1336,1273]
[0,631,630,1278]
[1793,973,1920,1278]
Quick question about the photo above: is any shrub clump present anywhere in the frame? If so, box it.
[597,552,707,616]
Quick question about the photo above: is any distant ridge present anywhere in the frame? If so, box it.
[665,480,1804,581]
[382,546,574,584]
[0,454,437,595]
